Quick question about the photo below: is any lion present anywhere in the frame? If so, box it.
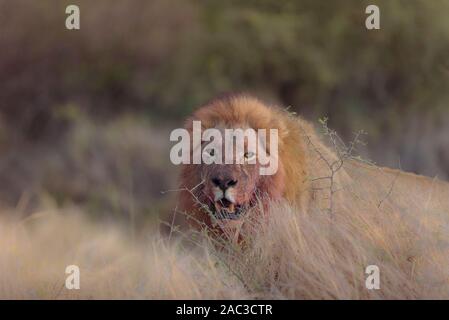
[176,93,449,240]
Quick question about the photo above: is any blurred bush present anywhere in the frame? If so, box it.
[0,0,196,140]
[1,0,448,134]
[0,110,178,221]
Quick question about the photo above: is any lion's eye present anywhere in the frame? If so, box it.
[244,151,255,160]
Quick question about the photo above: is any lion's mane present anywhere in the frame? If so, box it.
[177,94,323,228]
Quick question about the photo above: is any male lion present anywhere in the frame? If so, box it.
[176,94,449,240]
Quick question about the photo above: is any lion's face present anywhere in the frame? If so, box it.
[179,95,291,234]
[196,126,265,221]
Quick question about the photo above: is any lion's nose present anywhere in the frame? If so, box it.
[211,177,238,190]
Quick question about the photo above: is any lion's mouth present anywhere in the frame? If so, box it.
[212,198,245,220]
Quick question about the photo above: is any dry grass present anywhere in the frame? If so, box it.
[1,157,449,299]
[0,209,247,299]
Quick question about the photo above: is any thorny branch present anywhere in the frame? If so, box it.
[302,117,368,217]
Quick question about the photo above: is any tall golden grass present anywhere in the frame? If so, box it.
[1,154,449,299]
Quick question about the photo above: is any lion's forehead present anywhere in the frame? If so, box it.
[202,125,265,149]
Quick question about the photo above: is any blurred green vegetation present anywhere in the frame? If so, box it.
[1,0,448,135]
[0,0,448,217]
